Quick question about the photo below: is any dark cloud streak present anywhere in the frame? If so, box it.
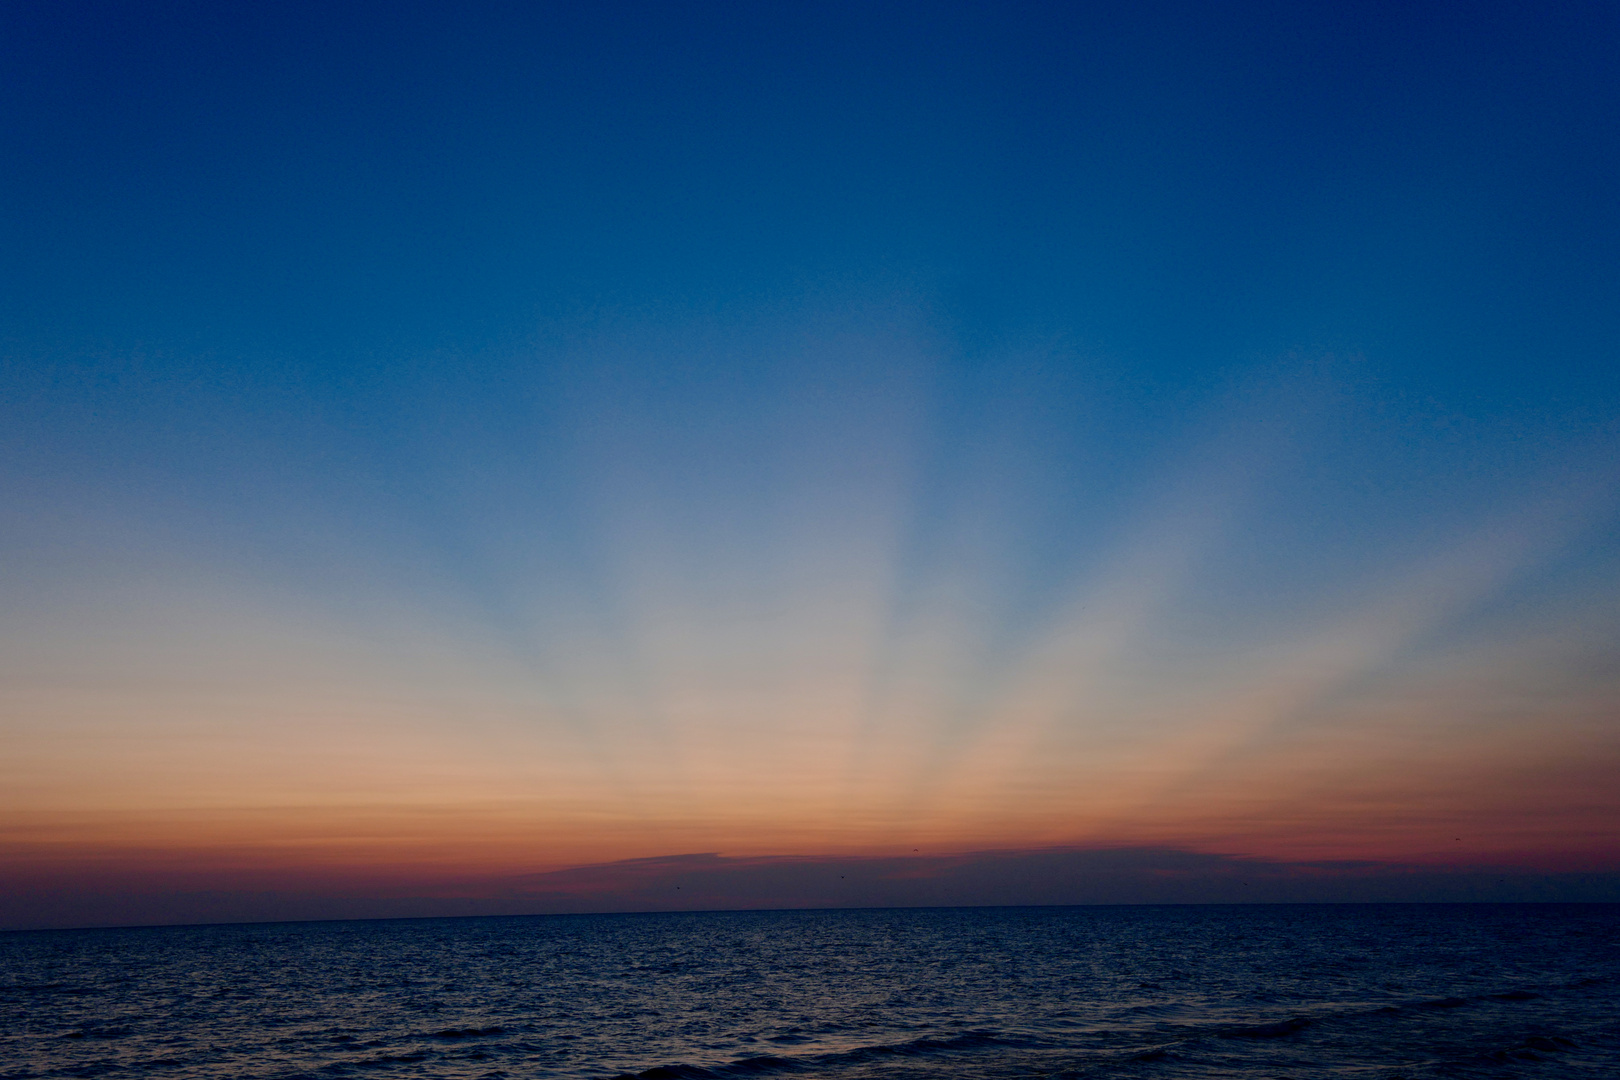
[6,846,1617,931]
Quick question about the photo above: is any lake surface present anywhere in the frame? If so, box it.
[3,904,1617,1079]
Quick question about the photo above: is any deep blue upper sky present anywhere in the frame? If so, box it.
[5,1,1616,389]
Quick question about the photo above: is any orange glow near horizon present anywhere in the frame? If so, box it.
[4,336,1619,922]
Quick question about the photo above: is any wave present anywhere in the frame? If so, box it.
[604,983,1564,1080]
[1217,1016,1310,1039]
[1465,1033,1578,1067]
[1,982,100,997]
[1115,1001,1194,1017]
[351,1051,429,1065]
[1217,981,1549,1033]
[606,1030,1015,1079]
[1415,995,1470,1009]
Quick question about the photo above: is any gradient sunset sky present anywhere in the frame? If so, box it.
[3,0,1619,927]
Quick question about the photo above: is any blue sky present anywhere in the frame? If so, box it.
[2,0,1618,925]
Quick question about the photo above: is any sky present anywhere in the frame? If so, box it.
[2,0,1619,929]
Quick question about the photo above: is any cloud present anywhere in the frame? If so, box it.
[5,846,1617,931]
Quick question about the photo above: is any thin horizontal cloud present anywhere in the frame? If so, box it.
[5,846,1617,931]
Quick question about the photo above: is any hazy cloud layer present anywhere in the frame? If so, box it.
[6,847,1617,932]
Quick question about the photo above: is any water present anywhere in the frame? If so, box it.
[2,904,1616,1079]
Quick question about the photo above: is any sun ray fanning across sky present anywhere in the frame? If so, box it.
[2,0,1618,927]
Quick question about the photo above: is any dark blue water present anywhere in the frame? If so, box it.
[2,905,1616,1079]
